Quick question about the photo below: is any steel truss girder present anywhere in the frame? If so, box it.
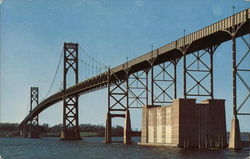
[30,87,39,126]
[128,69,149,108]
[183,45,218,99]
[108,66,150,110]
[63,43,79,132]
[151,60,179,105]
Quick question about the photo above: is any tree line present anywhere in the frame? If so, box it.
[0,123,125,137]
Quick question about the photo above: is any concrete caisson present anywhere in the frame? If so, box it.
[138,98,227,148]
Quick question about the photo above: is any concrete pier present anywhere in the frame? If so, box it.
[19,126,30,137]
[124,110,131,144]
[104,110,132,144]
[139,99,227,148]
[105,112,112,143]
[19,129,28,137]
[28,125,40,138]
[61,129,81,140]
[229,116,241,149]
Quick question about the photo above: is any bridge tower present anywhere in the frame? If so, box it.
[61,42,81,140]
[29,87,39,138]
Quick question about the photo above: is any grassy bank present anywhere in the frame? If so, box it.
[80,132,101,137]
[0,123,142,138]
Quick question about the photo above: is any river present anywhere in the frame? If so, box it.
[0,137,249,159]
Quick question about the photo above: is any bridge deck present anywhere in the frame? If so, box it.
[20,8,250,127]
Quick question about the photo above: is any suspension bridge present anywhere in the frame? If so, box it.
[18,8,249,150]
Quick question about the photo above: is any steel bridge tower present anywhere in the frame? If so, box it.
[29,87,39,138]
[61,42,81,140]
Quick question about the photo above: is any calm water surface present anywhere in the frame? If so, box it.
[0,137,249,159]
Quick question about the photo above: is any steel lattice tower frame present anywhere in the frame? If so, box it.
[61,42,81,140]
[29,87,39,138]
[182,45,218,99]
[225,12,250,149]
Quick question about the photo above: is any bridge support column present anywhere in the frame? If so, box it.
[61,43,81,140]
[19,128,27,137]
[124,109,131,144]
[29,87,40,138]
[105,67,134,144]
[105,112,112,143]
[229,116,241,149]
[229,34,241,150]
[29,116,39,138]
[226,13,250,149]
[105,68,128,143]
[20,127,27,137]
[221,14,250,149]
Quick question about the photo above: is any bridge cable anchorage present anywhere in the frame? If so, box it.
[43,49,63,100]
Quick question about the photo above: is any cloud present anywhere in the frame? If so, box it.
[245,0,250,2]
[135,0,144,7]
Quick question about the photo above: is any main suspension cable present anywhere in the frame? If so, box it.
[43,49,63,100]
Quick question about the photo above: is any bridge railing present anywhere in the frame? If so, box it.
[174,8,248,48]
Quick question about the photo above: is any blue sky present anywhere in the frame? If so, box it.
[0,0,249,132]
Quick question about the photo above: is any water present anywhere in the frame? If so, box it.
[0,137,249,159]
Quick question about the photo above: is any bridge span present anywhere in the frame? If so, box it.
[19,8,249,149]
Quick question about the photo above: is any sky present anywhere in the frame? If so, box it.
[0,0,249,132]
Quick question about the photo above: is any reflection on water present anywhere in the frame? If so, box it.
[0,137,249,159]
